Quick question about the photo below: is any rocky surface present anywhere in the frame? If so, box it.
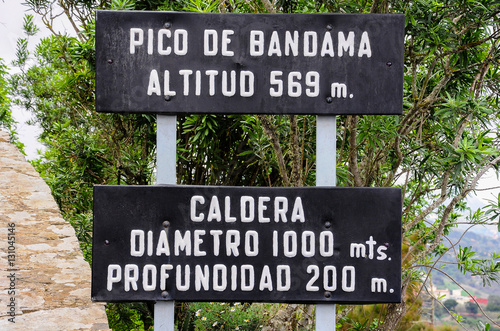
[0,130,109,330]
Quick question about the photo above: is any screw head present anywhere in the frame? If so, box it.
[324,221,331,228]
[324,291,332,298]
[164,95,172,102]
[104,240,110,245]
[386,61,393,67]
[326,97,333,103]
[107,59,113,64]
[163,220,170,228]
[161,291,169,298]
[164,22,172,29]
[326,24,333,31]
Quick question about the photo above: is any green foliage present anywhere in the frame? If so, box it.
[178,302,275,330]
[485,194,500,232]
[0,59,13,130]
[457,246,500,287]
[106,302,154,330]
[0,59,23,150]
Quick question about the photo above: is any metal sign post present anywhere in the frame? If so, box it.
[155,114,176,331]
[316,115,337,330]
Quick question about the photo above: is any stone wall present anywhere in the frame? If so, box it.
[0,130,109,330]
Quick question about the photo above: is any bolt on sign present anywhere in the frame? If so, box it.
[95,11,404,115]
[92,185,402,303]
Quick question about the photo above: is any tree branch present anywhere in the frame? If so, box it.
[257,115,290,186]
[347,116,363,186]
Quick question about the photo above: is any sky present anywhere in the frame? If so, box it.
[0,1,73,160]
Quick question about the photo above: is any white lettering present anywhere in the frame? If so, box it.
[283,231,297,257]
[147,70,161,96]
[277,265,291,291]
[174,230,191,256]
[124,264,139,291]
[323,266,337,291]
[213,264,227,291]
[377,245,388,260]
[179,69,193,96]
[157,29,171,55]
[206,70,219,96]
[301,231,315,257]
[240,71,254,97]
[174,29,188,55]
[288,72,302,97]
[195,265,210,291]
[156,230,170,256]
[258,197,271,222]
[163,70,176,96]
[319,231,334,257]
[268,31,282,56]
[274,197,288,222]
[148,29,154,55]
[259,265,273,291]
[130,28,143,54]
[204,29,218,56]
[245,230,259,256]
[241,196,254,222]
[193,230,206,256]
[130,230,144,257]
[107,264,121,291]
[358,31,372,57]
[306,265,319,291]
[338,31,355,57]
[321,31,334,57]
[207,196,221,222]
[210,230,223,256]
[270,71,283,97]
[226,230,240,256]
[160,264,172,290]
[303,31,317,57]
[241,265,255,291]
[221,30,235,56]
[342,266,355,292]
[250,30,264,56]
[176,265,190,291]
[285,31,299,56]
[190,195,205,222]
[222,71,236,97]
[143,264,157,291]
[371,278,387,292]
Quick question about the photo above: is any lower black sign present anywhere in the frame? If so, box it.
[92,185,402,303]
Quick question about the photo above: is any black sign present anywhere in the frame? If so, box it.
[92,185,402,303]
[95,11,404,115]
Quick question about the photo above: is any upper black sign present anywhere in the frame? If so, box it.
[92,185,402,303]
[95,11,404,115]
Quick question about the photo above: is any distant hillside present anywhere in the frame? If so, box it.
[431,228,500,298]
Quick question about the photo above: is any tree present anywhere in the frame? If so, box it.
[11,0,500,330]
[0,58,24,151]
[487,295,500,312]
[465,301,479,315]
[444,299,459,312]
[0,59,12,129]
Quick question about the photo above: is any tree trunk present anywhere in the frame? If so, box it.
[376,302,407,331]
